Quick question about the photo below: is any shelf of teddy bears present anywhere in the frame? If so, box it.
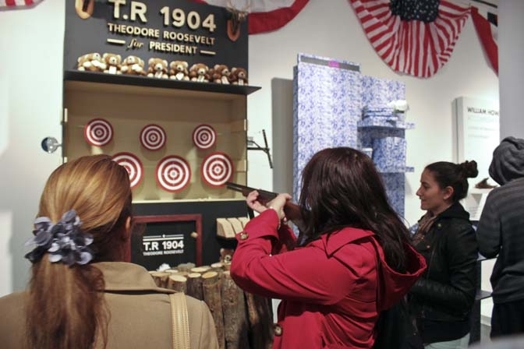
[65,70,261,96]
[64,79,249,203]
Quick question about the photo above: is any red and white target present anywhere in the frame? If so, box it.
[112,152,143,189]
[192,124,216,150]
[201,152,234,187]
[140,124,166,151]
[84,118,113,147]
[156,156,192,192]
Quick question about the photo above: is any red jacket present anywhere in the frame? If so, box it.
[230,210,426,349]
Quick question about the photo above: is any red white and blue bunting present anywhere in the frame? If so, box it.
[349,0,470,78]
[193,0,310,34]
[471,5,498,74]
[0,0,42,9]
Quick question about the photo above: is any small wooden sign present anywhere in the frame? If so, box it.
[132,214,203,270]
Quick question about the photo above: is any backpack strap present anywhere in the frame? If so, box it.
[169,292,190,349]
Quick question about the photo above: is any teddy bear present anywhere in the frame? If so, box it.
[77,53,106,72]
[169,60,190,81]
[102,53,122,74]
[120,55,146,76]
[147,58,169,79]
[229,67,248,86]
[219,248,234,264]
[211,64,231,84]
[189,63,210,82]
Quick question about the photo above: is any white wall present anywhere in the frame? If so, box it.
[0,0,65,294]
[247,0,499,229]
[499,0,524,139]
[0,0,500,294]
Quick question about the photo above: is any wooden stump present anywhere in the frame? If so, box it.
[203,271,225,349]
[221,271,249,349]
[177,262,196,273]
[191,266,211,274]
[167,274,187,294]
[150,272,170,288]
[186,272,203,301]
[246,292,274,349]
[150,260,274,349]
[211,262,225,274]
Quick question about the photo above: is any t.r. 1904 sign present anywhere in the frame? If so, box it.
[131,214,202,270]
[109,0,217,33]
[65,0,248,75]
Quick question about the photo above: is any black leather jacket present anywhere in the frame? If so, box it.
[409,202,478,343]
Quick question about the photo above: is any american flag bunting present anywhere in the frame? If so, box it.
[471,5,498,74]
[350,0,470,78]
[0,0,41,8]
[192,0,310,34]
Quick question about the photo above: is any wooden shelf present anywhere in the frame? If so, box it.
[376,166,415,174]
[64,70,261,97]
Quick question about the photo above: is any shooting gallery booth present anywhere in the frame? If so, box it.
[59,1,274,347]
[62,0,259,270]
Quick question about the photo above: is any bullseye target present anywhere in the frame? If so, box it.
[112,152,143,189]
[201,152,234,187]
[84,118,113,147]
[156,156,192,192]
[140,124,166,151]
[192,124,216,150]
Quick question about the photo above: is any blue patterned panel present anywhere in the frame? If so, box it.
[293,59,412,217]
[358,75,409,215]
[358,127,406,152]
[381,173,406,218]
[362,76,406,109]
[372,137,407,172]
[293,54,362,200]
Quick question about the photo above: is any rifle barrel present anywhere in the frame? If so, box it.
[226,182,278,200]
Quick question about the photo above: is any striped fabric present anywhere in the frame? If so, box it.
[0,0,41,8]
[349,0,470,78]
[471,6,498,74]
[192,0,310,34]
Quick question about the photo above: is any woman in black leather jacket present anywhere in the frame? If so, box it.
[410,160,479,349]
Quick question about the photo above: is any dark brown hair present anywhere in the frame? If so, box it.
[26,155,132,349]
[298,147,411,272]
[425,160,478,202]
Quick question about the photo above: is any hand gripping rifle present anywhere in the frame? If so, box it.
[225,182,302,222]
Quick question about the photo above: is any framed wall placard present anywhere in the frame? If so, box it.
[453,97,500,220]
[454,96,500,181]
[131,214,202,270]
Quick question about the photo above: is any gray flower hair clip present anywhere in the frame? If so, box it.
[25,209,94,266]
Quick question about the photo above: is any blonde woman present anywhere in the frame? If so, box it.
[0,155,218,349]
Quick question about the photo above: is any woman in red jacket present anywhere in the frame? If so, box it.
[231,147,427,349]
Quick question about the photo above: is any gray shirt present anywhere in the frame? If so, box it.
[477,177,524,303]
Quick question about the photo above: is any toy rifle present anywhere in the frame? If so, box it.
[225,182,302,222]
